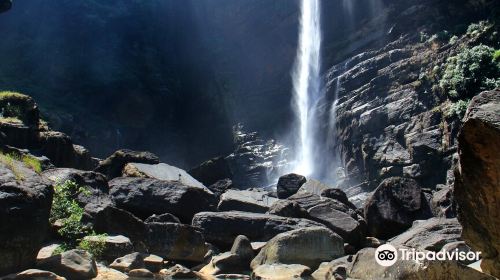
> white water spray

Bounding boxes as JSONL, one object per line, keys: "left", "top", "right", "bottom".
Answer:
{"left": 292, "top": 0, "right": 322, "bottom": 176}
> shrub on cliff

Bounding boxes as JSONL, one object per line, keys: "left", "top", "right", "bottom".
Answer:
{"left": 440, "top": 45, "right": 500, "bottom": 101}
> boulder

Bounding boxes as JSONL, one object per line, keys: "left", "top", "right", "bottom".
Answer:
{"left": 1, "top": 269, "right": 66, "bottom": 280}
{"left": 207, "top": 178, "right": 234, "bottom": 199}
{"left": 42, "top": 168, "right": 110, "bottom": 206}
{"left": 200, "top": 235, "right": 254, "bottom": 275}
{"left": 38, "top": 131, "right": 93, "bottom": 170}
{"left": 109, "top": 177, "right": 216, "bottom": 222}
{"left": 95, "top": 149, "right": 159, "bottom": 179}
{"left": 192, "top": 211, "right": 325, "bottom": 247}
{"left": 266, "top": 200, "right": 309, "bottom": 218}
{"left": 109, "top": 252, "right": 162, "bottom": 273}
{"left": 364, "top": 177, "right": 433, "bottom": 239}
{"left": 188, "top": 156, "right": 232, "bottom": 186}
{"left": 93, "top": 264, "right": 128, "bottom": 280}
{"left": 122, "top": 162, "right": 207, "bottom": 190}
{"left": 159, "top": 264, "right": 197, "bottom": 278}
{"left": 144, "top": 213, "right": 180, "bottom": 224}
{"left": 454, "top": 90, "right": 500, "bottom": 278}
{"left": 250, "top": 227, "right": 344, "bottom": 270}
{"left": 320, "top": 188, "right": 357, "bottom": 210}
{"left": 144, "top": 222, "right": 208, "bottom": 262}
{"left": 297, "top": 179, "right": 331, "bottom": 195}
{"left": 308, "top": 203, "right": 366, "bottom": 247}
{"left": 218, "top": 189, "right": 278, "bottom": 213}
{"left": 311, "top": 256, "right": 351, "bottom": 280}
{"left": 389, "top": 218, "right": 462, "bottom": 252}
{"left": 0, "top": 159, "right": 53, "bottom": 275}
{"left": 37, "top": 244, "right": 62, "bottom": 263}
{"left": 251, "top": 264, "right": 311, "bottom": 280}
{"left": 276, "top": 173, "right": 306, "bottom": 199}
{"left": 349, "top": 247, "right": 494, "bottom": 280}
{"left": 81, "top": 235, "right": 133, "bottom": 262}
{"left": 36, "top": 249, "right": 97, "bottom": 280}
{"left": 82, "top": 203, "right": 147, "bottom": 243}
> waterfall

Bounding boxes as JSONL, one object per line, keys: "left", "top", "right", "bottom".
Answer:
{"left": 291, "top": 0, "right": 322, "bottom": 176}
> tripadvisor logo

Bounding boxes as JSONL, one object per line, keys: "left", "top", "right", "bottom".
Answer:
{"left": 375, "top": 244, "right": 481, "bottom": 267}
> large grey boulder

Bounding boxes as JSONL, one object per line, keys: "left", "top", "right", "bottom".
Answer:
{"left": 454, "top": 89, "right": 500, "bottom": 278}
{"left": 364, "top": 177, "right": 433, "bottom": 239}
{"left": 218, "top": 189, "right": 278, "bottom": 213}
{"left": 36, "top": 249, "right": 97, "bottom": 280}
{"left": 389, "top": 218, "right": 462, "bottom": 252}
{"left": 191, "top": 211, "right": 325, "bottom": 247}
{"left": 276, "top": 173, "right": 306, "bottom": 199}
{"left": 267, "top": 200, "right": 310, "bottom": 218}
{"left": 109, "top": 177, "right": 216, "bottom": 222}
{"left": 122, "top": 162, "right": 207, "bottom": 190}
{"left": 144, "top": 222, "right": 208, "bottom": 262}
{"left": 0, "top": 159, "right": 53, "bottom": 275}
{"left": 81, "top": 235, "right": 133, "bottom": 262}
{"left": 250, "top": 227, "right": 344, "bottom": 270}
{"left": 95, "top": 149, "right": 159, "bottom": 179}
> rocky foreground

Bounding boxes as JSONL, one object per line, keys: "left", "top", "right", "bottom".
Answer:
{"left": 0, "top": 91, "right": 499, "bottom": 280}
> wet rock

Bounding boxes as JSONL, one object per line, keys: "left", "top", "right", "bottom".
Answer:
{"left": 188, "top": 156, "right": 232, "bottom": 186}
{"left": 192, "top": 211, "right": 325, "bottom": 247}
{"left": 276, "top": 173, "right": 306, "bottom": 199}
{"left": 320, "top": 188, "right": 356, "bottom": 209}
{"left": 250, "top": 227, "right": 344, "bottom": 270}
{"left": 349, "top": 247, "right": 494, "bottom": 280}
{"left": 95, "top": 149, "right": 159, "bottom": 179}
{"left": 389, "top": 218, "right": 462, "bottom": 251}
{"left": 266, "top": 200, "right": 309, "bottom": 218}
{"left": 36, "top": 249, "right": 97, "bottom": 280}
{"left": 144, "top": 222, "right": 208, "bottom": 262}
{"left": 1, "top": 269, "right": 66, "bottom": 280}
{"left": 454, "top": 90, "right": 500, "bottom": 278}
{"left": 364, "top": 177, "right": 433, "bottom": 239}
{"left": 81, "top": 235, "right": 133, "bottom": 262}
{"left": 218, "top": 189, "right": 278, "bottom": 213}
{"left": 251, "top": 264, "right": 311, "bottom": 280}
{"left": 123, "top": 162, "right": 207, "bottom": 190}
{"left": 0, "top": 159, "right": 53, "bottom": 275}
{"left": 297, "top": 178, "right": 331, "bottom": 195}
{"left": 109, "top": 177, "right": 216, "bottom": 222}
{"left": 144, "top": 213, "right": 180, "bottom": 224}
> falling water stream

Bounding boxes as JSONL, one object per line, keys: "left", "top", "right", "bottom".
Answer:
{"left": 292, "top": 0, "right": 322, "bottom": 177}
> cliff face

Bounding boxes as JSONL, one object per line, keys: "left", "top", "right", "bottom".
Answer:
{"left": 319, "top": 0, "right": 498, "bottom": 196}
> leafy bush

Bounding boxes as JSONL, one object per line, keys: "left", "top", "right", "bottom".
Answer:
{"left": 79, "top": 234, "right": 108, "bottom": 259}
{"left": 439, "top": 45, "right": 500, "bottom": 100}
{"left": 50, "top": 180, "right": 92, "bottom": 247}
{"left": 447, "top": 100, "right": 470, "bottom": 119}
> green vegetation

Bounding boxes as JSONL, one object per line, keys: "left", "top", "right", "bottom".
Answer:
{"left": 439, "top": 44, "right": 500, "bottom": 100}
{"left": 466, "top": 21, "right": 491, "bottom": 37}
{"left": 0, "top": 91, "right": 31, "bottom": 102}
{"left": 50, "top": 180, "right": 93, "bottom": 247}
{"left": 447, "top": 100, "right": 470, "bottom": 119}
{"left": 78, "top": 234, "right": 108, "bottom": 259}
{"left": 0, "top": 152, "right": 23, "bottom": 180}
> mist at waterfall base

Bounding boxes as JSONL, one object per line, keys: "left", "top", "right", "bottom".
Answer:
{"left": 288, "top": 0, "right": 343, "bottom": 185}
